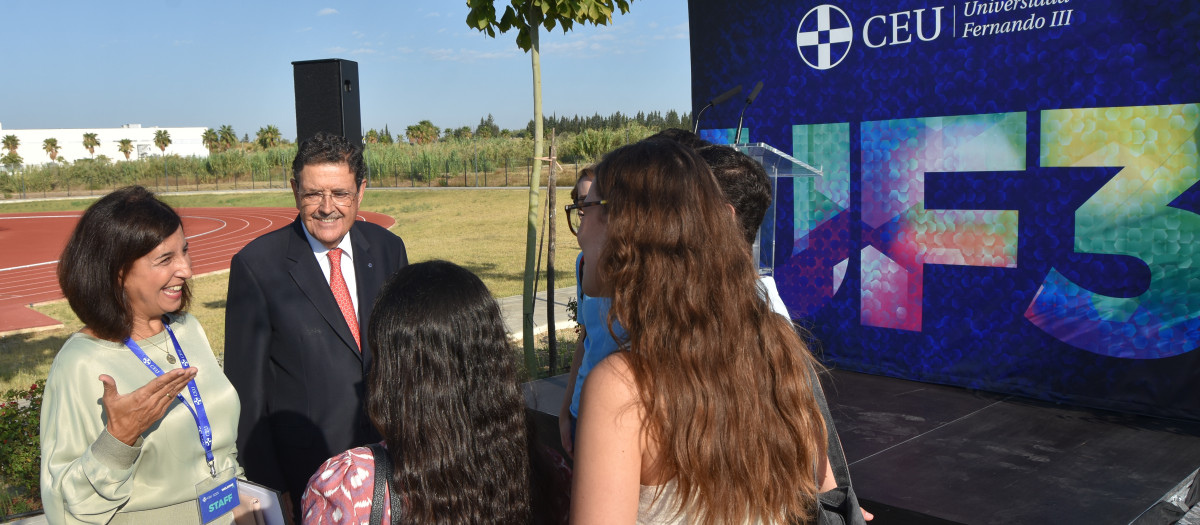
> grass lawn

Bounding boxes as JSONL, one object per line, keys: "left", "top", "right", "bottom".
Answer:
{"left": 0, "top": 187, "right": 581, "bottom": 392}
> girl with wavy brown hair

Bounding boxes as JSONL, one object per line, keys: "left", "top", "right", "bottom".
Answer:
{"left": 570, "top": 139, "right": 833, "bottom": 525}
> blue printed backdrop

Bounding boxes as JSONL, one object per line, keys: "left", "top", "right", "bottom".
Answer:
{"left": 687, "top": 0, "right": 1200, "bottom": 420}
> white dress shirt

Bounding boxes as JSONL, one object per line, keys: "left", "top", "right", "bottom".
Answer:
{"left": 301, "top": 228, "right": 360, "bottom": 320}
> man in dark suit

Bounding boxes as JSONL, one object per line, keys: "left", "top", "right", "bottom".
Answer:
{"left": 223, "top": 132, "right": 407, "bottom": 517}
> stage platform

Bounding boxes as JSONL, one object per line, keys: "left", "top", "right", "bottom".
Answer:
{"left": 524, "top": 369, "right": 1200, "bottom": 524}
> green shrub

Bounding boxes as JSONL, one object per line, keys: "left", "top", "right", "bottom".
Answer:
{"left": 0, "top": 380, "right": 44, "bottom": 504}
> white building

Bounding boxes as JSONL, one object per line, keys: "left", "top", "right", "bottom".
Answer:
{"left": 0, "top": 123, "right": 209, "bottom": 166}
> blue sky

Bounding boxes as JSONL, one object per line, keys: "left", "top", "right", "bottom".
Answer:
{"left": 0, "top": 1, "right": 692, "bottom": 140}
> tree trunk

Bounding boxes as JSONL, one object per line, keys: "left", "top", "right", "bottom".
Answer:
{"left": 522, "top": 15, "right": 544, "bottom": 376}
{"left": 546, "top": 130, "right": 558, "bottom": 375}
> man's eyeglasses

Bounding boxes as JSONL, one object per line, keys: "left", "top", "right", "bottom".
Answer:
{"left": 564, "top": 200, "right": 607, "bottom": 235}
{"left": 298, "top": 189, "right": 357, "bottom": 206}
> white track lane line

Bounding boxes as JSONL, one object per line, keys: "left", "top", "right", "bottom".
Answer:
{"left": 0, "top": 214, "right": 81, "bottom": 220}
{"left": 0, "top": 260, "right": 60, "bottom": 273}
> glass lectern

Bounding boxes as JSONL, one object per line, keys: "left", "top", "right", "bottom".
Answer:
{"left": 733, "top": 142, "right": 822, "bottom": 276}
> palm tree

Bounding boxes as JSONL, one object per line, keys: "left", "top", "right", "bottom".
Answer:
{"left": 154, "top": 130, "right": 172, "bottom": 155}
{"left": 268, "top": 125, "right": 282, "bottom": 146}
{"left": 43, "top": 138, "right": 60, "bottom": 161}
{"left": 82, "top": 133, "right": 100, "bottom": 158}
{"left": 256, "top": 125, "right": 282, "bottom": 149}
{"left": 117, "top": 139, "right": 134, "bottom": 160}
{"left": 405, "top": 120, "right": 440, "bottom": 145}
{"left": 1, "top": 152, "right": 21, "bottom": 172}
{"left": 218, "top": 125, "right": 237, "bottom": 151}
{"left": 202, "top": 128, "right": 219, "bottom": 153}
{"left": 154, "top": 130, "right": 172, "bottom": 190}
{"left": 2, "top": 134, "right": 18, "bottom": 155}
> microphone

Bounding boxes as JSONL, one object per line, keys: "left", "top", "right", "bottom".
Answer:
{"left": 693, "top": 84, "right": 744, "bottom": 134}
{"left": 711, "top": 84, "right": 744, "bottom": 106}
{"left": 733, "top": 81, "right": 764, "bottom": 145}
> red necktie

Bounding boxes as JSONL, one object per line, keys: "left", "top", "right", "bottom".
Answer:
{"left": 328, "top": 248, "right": 360, "bottom": 350}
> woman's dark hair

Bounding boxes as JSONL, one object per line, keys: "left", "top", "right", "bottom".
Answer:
{"left": 366, "top": 260, "right": 530, "bottom": 524}
{"left": 57, "top": 186, "right": 190, "bottom": 341}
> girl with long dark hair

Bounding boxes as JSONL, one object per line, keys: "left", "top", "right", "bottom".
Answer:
{"left": 302, "top": 261, "right": 531, "bottom": 524}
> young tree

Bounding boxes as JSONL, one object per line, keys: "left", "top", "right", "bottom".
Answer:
{"left": 365, "top": 129, "right": 380, "bottom": 144}
{"left": 82, "top": 133, "right": 100, "bottom": 158}
{"left": 380, "top": 125, "right": 394, "bottom": 144}
{"left": 202, "top": 128, "right": 220, "bottom": 153}
{"left": 43, "top": 138, "right": 60, "bottom": 161}
{"left": 117, "top": 138, "right": 134, "bottom": 160}
{"left": 466, "top": 0, "right": 635, "bottom": 371}
{"left": 2, "top": 135, "right": 18, "bottom": 155}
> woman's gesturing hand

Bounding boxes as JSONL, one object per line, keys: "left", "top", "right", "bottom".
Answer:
{"left": 100, "top": 368, "right": 199, "bottom": 446}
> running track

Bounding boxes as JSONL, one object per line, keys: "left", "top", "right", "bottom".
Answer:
{"left": 0, "top": 208, "right": 396, "bottom": 335}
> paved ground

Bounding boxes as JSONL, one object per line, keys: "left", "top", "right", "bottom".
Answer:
{"left": 498, "top": 286, "right": 578, "bottom": 342}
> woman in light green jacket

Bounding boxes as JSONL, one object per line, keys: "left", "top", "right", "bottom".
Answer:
{"left": 40, "top": 186, "right": 242, "bottom": 525}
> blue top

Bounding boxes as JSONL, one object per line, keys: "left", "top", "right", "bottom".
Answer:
{"left": 570, "top": 253, "right": 627, "bottom": 419}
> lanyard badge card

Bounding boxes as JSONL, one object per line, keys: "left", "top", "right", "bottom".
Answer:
{"left": 197, "top": 468, "right": 240, "bottom": 524}
{"left": 126, "top": 320, "right": 239, "bottom": 524}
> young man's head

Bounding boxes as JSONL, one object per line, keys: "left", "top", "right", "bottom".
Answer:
{"left": 646, "top": 128, "right": 711, "bottom": 151}
{"left": 697, "top": 145, "right": 771, "bottom": 245}
{"left": 571, "top": 167, "right": 595, "bottom": 205}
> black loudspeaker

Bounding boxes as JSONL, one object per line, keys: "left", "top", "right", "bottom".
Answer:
{"left": 292, "top": 58, "right": 362, "bottom": 147}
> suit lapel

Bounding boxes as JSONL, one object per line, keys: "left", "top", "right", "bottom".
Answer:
{"left": 286, "top": 219, "right": 362, "bottom": 360}
{"left": 350, "top": 225, "right": 378, "bottom": 369}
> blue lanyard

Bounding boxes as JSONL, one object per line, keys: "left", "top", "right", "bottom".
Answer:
{"left": 124, "top": 319, "right": 217, "bottom": 477}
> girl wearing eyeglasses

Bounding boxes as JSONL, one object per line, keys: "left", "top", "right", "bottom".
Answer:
{"left": 570, "top": 140, "right": 832, "bottom": 525}
{"left": 558, "top": 168, "right": 627, "bottom": 459}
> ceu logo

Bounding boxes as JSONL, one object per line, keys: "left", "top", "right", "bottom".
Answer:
{"left": 796, "top": 4, "right": 853, "bottom": 70}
